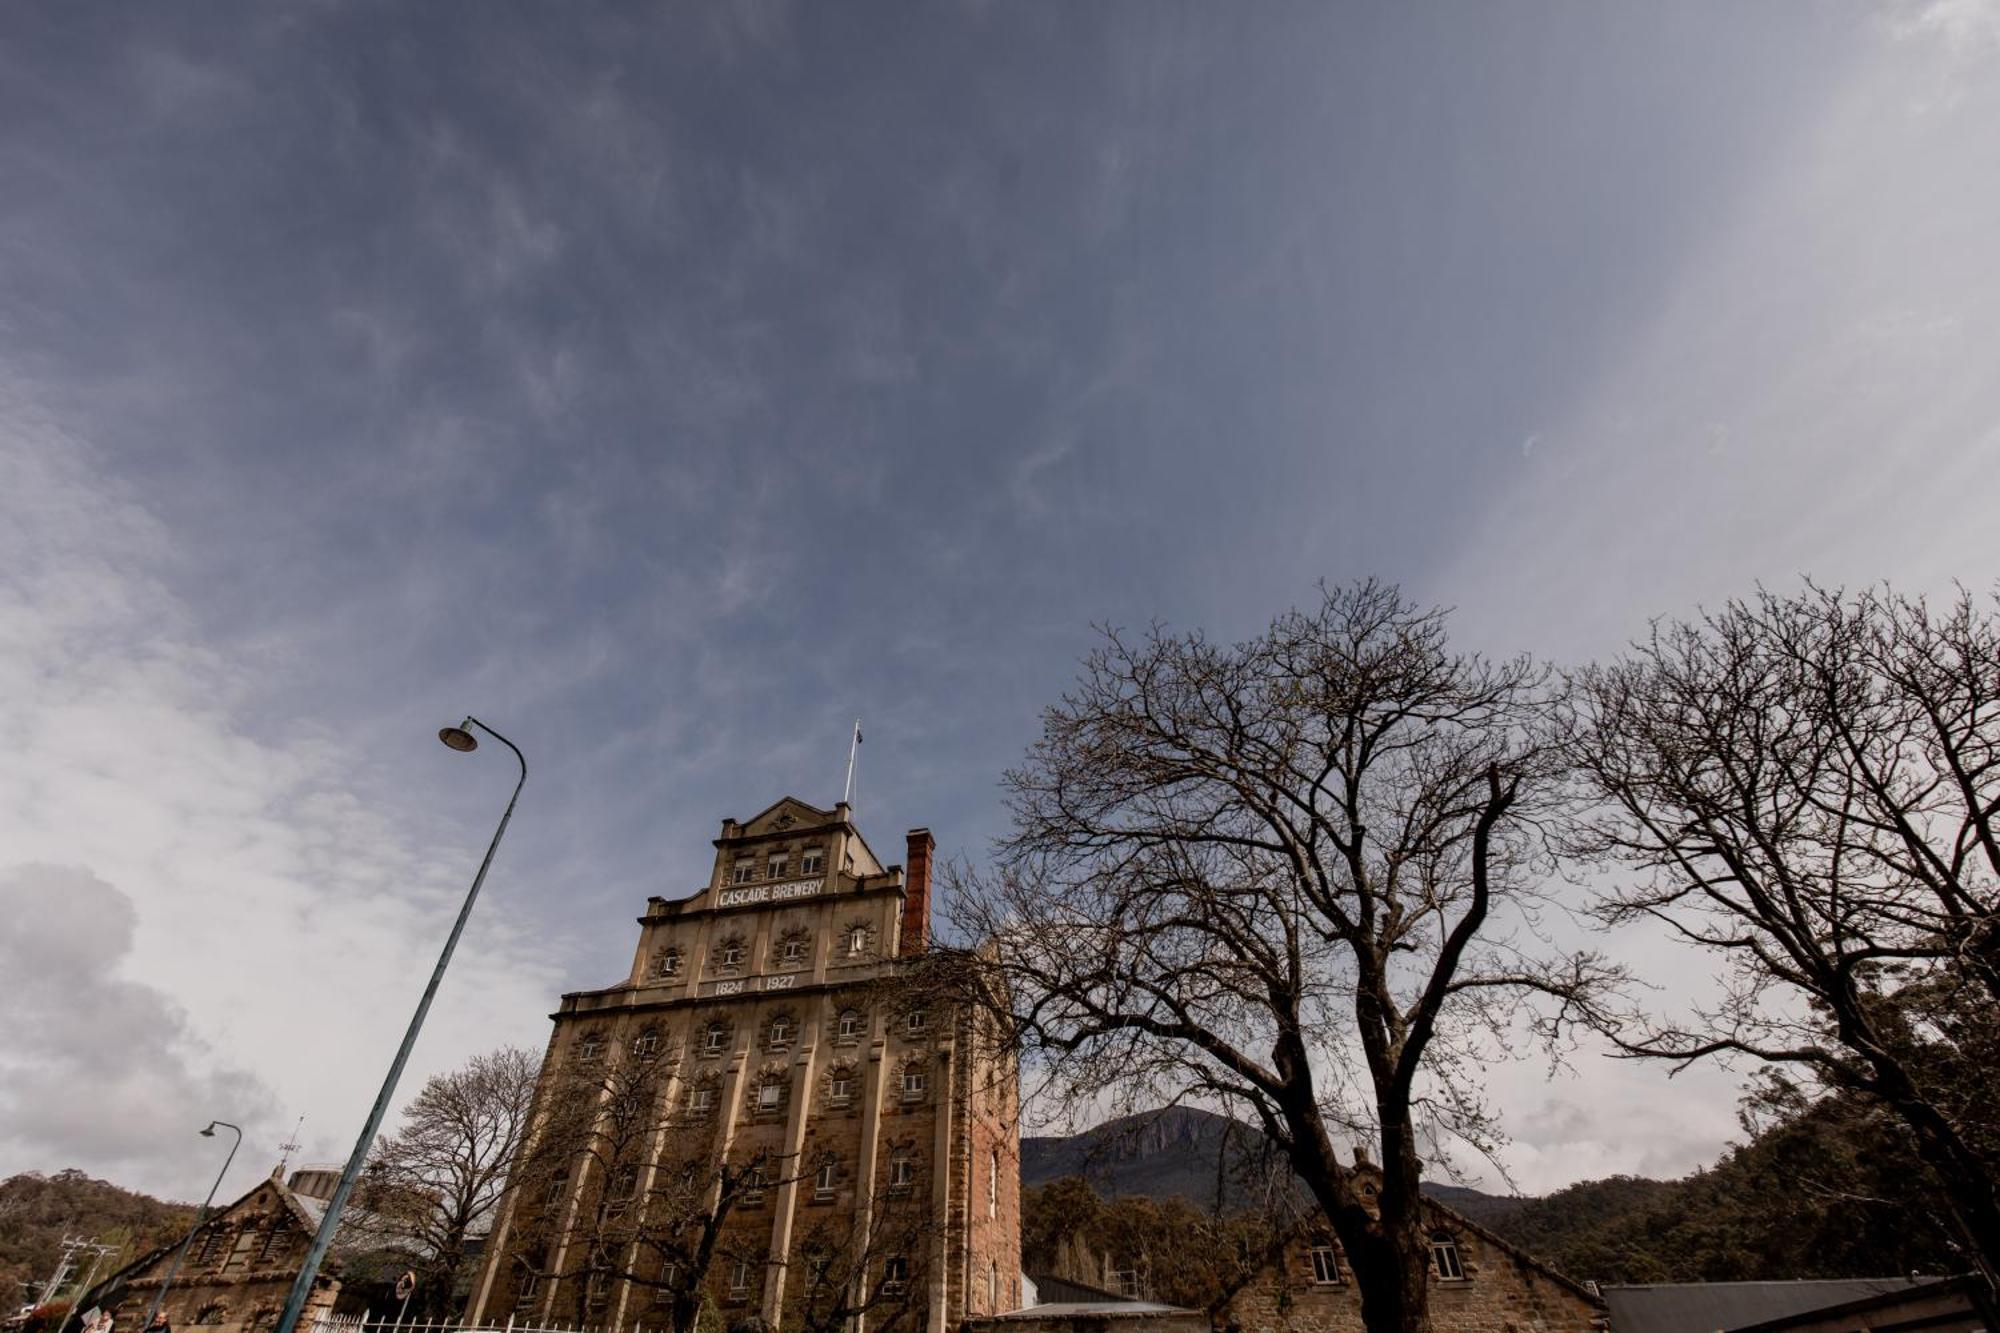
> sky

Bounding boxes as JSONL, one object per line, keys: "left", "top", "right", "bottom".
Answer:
{"left": 2, "top": 0, "right": 1998, "bottom": 1204}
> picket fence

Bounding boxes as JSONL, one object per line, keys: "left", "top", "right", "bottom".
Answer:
{"left": 306, "top": 1315, "right": 655, "bottom": 1333}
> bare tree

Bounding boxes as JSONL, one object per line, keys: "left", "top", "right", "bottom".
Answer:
{"left": 945, "top": 580, "right": 1617, "bottom": 1333}
{"left": 781, "top": 1190, "right": 935, "bottom": 1333}
{"left": 1568, "top": 582, "right": 2000, "bottom": 1289}
{"left": 499, "top": 1055, "right": 781, "bottom": 1333}
{"left": 355, "top": 1046, "right": 539, "bottom": 1317}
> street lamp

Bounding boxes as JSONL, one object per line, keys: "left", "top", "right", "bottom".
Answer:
{"left": 143, "top": 1122, "right": 242, "bottom": 1330}
{"left": 273, "top": 717, "right": 527, "bottom": 1333}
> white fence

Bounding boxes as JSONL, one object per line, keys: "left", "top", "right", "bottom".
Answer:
{"left": 307, "top": 1317, "right": 637, "bottom": 1333}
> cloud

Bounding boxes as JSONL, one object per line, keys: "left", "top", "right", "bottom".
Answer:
{"left": 0, "top": 865, "right": 278, "bottom": 1194}
{"left": 0, "top": 377, "right": 565, "bottom": 1196}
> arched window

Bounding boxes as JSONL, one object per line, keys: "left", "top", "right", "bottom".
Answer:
{"left": 1430, "top": 1233, "right": 1465, "bottom": 1281}
{"left": 900, "top": 1064, "right": 927, "bottom": 1100}
{"left": 632, "top": 1028, "right": 661, "bottom": 1059}
{"left": 656, "top": 948, "right": 682, "bottom": 979}
{"left": 702, "top": 1021, "right": 730, "bottom": 1054}
{"left": 837, "top": 1008, "right": 863, "bottom": 1040}
{"left": 827, "top": 1065, "right": 855, "bottom": 1106}
{"left": 846, "top": 925, "right": 869, "bottom": 957}
{"left": 717, "top": 938, "right": 745, "bottom": 968}
{"left": 578, "top": 1032, "right": 605, "bottom": 1062}
{"left": 768, "top": 1013, "right": 794, "bottom": 1047}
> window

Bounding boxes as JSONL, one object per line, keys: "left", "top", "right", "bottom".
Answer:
{"left": 729, "top": 1258, "right": 753, "bottom": 1297}
{"left": 837, "top": 1009, "right": 863, "bottom": 1040}
{"left": 658, "top": 949, "right": 682, "bottom": 978}
{"left": 703, "top": 1022, "right": 729, "bottom": 1054}
{"left": 193, "top": 1307, "right": 228, "bottom": 1326}
{"left": 888, "top": 1151, "right": 915, "bottom": 1192}
{"left": 988, "top": 1150, "right": 999, "bottom": 1218}
{"left": 901, "top": 1066, "right": 926, "bottom": 1100}
{"left": 769, "top": 1014, "right": 793, "bottom": 1046}
{"left": 578, "top": 1033, "right": 605, "bottom": 1062}
{"left": 767, "top": 854, "right": 789, "bottom": 880}
{"left": 905, "top": 1009, "right": 927, "bottom": 1033}
{"left": 1113, "top": 1269, "right": 1142, "bottom": 1299}
{"left": 757, "top": 1079, "right": 785, "bottom": 1111}
{"left": 632, "top": 1030, "right": 660, "bottom": 1059}
{"left": 814, "top": 1157, "right": 838, "bottom": 1199}
{"left": 192, "top": 1229, "right": 221, "bottom": 1264}
{"left": 828, "top": 1070, "right": 853, "bottom": 1105}
{"left": 689, "top": 1085, "right": 716, "bottom": 1113}
{"left": 880, "top": 1257, "right": 908, "bottom": 1294}
{"left": 518, "top": 1271, "right": 541, "bottom": 1300}
{"left": 1310, "top": 1245, "right": 1341, "bottom": 1285}
{"left": 718, "top": 939, "right": 745, "bottom": 968}
{"left": 258, "top": 1225, "right": 289, "bottom": 1263}
{"left": 586, "top": 1269, "right": 610, "bottom": 1308}
{"left": 731, "top": 862, "right": 755, "bottom": 885}
{"left": 782, "top": 935, "right": 808, "bottom": 964}
{"left": 847, "top": 926, "right": 868, "bottom": 956}
{"left": 744, "top": 1167, "right": 768, "bottom": 1203}
{"left": 542, "top": 1170, "right": 569, "bottom": 1206}
{"left": 801, "top": 848, "right": 825, "bottom": 875}
{"left": 611, "top": 1165, "right": 639, "bottom": 1199}
{"left": 1430, "top": 1235, "right": 1465, "bottom": 1281}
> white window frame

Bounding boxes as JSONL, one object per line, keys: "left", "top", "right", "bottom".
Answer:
{"left": 718, "top": 940, "right": 744, "bottom": 967}
{"left": 905, "top": 1009, "right": 927, "bottom": 1033}
{"left": 901, "top": 1067, "right": 926, "bottom": 1099}
{"left": 729, "top": 1259, "right": 753, "bottom": 1296}
{"left": 731, "top": 862, "right": 755, "bottom": 885}
{"left": 690, "top": 1086, "right": 716, "bottom": 1113}
{"left": 770, "top": 1016, "right": 793, "bottom": 1045}
{"left": 814, "top": 1158, "right": 838, "bottom": 1199}
{"left": 1431, "top": 1236, "right": 1465, "bottom": 1281}
{"left": 578, "top": 1034, "right": 604, "bottom": 1061}
{"left": 829, "top": 1073, "right": 853, "bottom": 1105}
{"left": 837, "top": 1009, "right": 863, "bottom": 1039}
{"left": 703, "top": 1023, "right": 729, "bottom": 1053}
{"left": 633, "top": 1031, "right": 659, "bottom": 1058}
{"left": 659, "top": 950, "right": 682, "bottom": 977}
{"left": 881, "top": 1257, "right": 908, "bottom": 1293}
{"left": 1310, "top": 1245, "right": 1341, "bottom": 1285}
{"left": 767, "top": 854, "right": 789, "bottom": 880}
{"left": 757, "top": 1080, "right": 784, "bottom": 1111}
{"left": 801, "top": 849, "right": 825, "bottom": 875}
{"left": 783, "top": 936, "right": 808, "bottom": 963}
{"left": 888, "top": 1153, "right": 915, "bottom": 1191}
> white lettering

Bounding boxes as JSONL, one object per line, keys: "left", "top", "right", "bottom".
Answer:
{"left": 717, "top": 878, "right": 824, "bottom": 908}
{"left": 764, "top": 974, "right": 796, "bottom": 991}
{"left": 714, "top": 980, "right": 743, "bottom": 996}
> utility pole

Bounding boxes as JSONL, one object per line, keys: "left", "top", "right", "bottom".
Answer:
{"left": 38, "top": 1236, "right": 115, "bottom": 1333}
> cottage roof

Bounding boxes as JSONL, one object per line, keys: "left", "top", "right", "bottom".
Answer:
{"left": 1601, "top": 1277, "right": 1932, "bottom": 1333}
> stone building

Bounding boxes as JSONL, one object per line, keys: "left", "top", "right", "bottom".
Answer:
{"left": 469, "top": 798, "right": 1020, "bottom": 1333}
{"left": 78, "top": 1174, "right": 340, "bottom": 1333}
{"left": 1219, "top": 1195, "right": 1605, "bottom": 1333}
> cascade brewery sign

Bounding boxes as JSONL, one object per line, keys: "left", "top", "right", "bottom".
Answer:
{"left": 717, "top": 877, "right": 825, "bottom": 907}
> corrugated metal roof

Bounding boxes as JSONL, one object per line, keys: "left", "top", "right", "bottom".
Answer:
{"left": 1603, "top": 1278, "right": 1932, "bottom": 1333}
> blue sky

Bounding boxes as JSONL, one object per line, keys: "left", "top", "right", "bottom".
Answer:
{"left": 3, "top": 1, "right": 1998, "bottom": 1199}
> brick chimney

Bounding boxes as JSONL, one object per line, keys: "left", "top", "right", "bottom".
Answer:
{"left": 900, "top": 828, "right": 935, "bottom": 956}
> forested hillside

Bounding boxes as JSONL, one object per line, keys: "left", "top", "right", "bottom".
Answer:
{"left": 0, "top": 1170, "right": 195, "bottom": 1309}
{"left": 1024, "top": 1086, "right": 1972, "bottom": 1289}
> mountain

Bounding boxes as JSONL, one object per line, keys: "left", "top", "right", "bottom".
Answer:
{"left": 1021, "top": 1106, "right": 1527, "bottom": 1223}
{"left": 0, "top": 1170, "right": 196, "bottom": 1311}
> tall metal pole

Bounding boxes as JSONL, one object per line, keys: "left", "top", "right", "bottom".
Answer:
{"left": 273, "top": 717, "right": 526, "bottom": 1333}
{"left": 142, "top": 1122, "right": 242, "bottom": 1329}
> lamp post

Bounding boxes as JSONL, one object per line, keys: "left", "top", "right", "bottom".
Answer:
{"left": 273, "top": 718, "right": 526, "bottom": 1333}
{"left": 143, "top": 1122, "right": 242, "bottom": 1330}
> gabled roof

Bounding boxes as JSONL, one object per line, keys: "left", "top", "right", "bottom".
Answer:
{"left": 1419, "top": 1191, "right": 1607, "bottom": 1310}
{"left": 1601, "top": 1278, "right": 1932, "bottom": 1333}
{"left": 77, "top": 1175, "right": 337, "bottom": 1309}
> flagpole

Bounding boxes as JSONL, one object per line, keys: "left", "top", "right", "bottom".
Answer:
{"left": 842, "top": 719, "right": 861, "bottom": 805}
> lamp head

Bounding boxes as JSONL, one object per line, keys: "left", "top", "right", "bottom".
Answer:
{"left": 438, "top": 718, "right": 479, "bottom": 753}
{"left": 200, "top": 1123, "right": 217, "bottom": 1137}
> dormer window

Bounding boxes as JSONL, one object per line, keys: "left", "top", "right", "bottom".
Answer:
{"left": 801, "top": 848, "right": 825, "bottom": 875}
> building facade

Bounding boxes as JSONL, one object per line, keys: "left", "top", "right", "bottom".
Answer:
{"left": 79, "top": 1175, "right": 340, "bottom": 1333}
{"left": 470, "top": 798, "right": 1020, "bottom": 1333}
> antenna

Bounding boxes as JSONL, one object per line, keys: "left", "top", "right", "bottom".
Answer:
{"left": 277, "top": 1116, "right": 305, "bottom": 1174}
